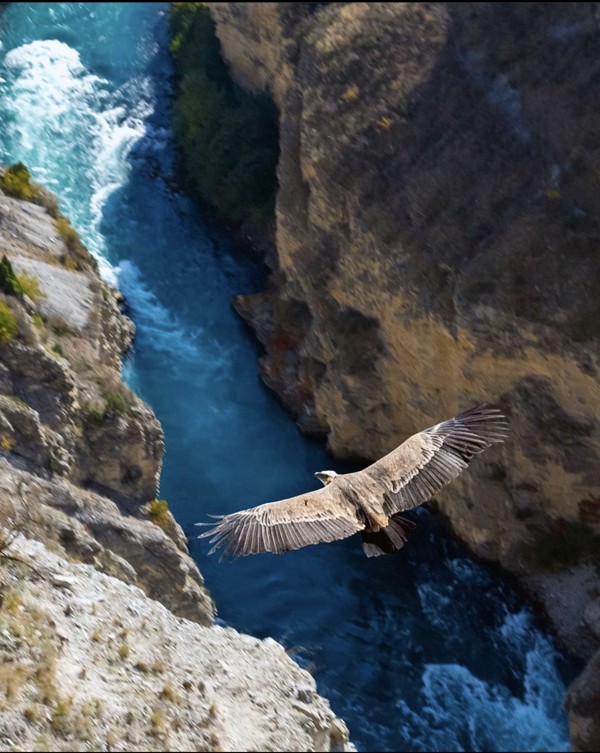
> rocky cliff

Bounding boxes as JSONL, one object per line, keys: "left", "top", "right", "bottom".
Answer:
{"left": 0, "top": 180, "right": 352, "bottom": 751}
{"left": 206, "top": 3, "right": 600, "bottom": 749}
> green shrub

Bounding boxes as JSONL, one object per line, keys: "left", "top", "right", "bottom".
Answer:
{"left": 0, "top": 162, "right": 59, "bottom": 218}
{"left": 16, "top": 272, "right": 44, "bottom": 304}
{"left": 169, "top": 3, "right": 279, "bottom": 225}
{"left": 0, "top": 259, "right": 44, "bottom": 304}
{"left": 0, "top": 302, "right": 18, "bottom": 345}
{"left": 83, "top": 403, "right": 106, "bottom": 425}
{"left": 148, "top": 499, "right": 170, "bottom": 529}
{"left": 0, "top": 256, "right": 22, "bottom": 296}
{"left": 1, "top": 163, "right": 94, "bottom": 271}
{"left": 104, "top": 391, "right": 129, "bottom": 416}
{"left": 55, "top": 216, "right": 80, "bottom": 249}
{"left": 0, "top": 162, "right": 38, "bottom": 202}
{"left": 54, "top": 216, "right": 92, "bottom": 271}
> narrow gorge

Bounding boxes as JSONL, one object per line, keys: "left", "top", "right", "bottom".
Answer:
{"left": 0, "top": 3, "right": 596, "bottom": 752}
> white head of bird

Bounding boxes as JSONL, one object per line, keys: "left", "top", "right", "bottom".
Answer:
{"left": 314, "top": 470, "right": 338, "bottom": 486}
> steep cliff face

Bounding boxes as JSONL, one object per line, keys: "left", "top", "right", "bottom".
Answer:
{"left": 0, "top": 183, "right": 353, "bottom": 751}
{"left": 210, "top": 1, "right": 600, "bottom": 569}
{"left": 208, "top": 4, "right": 600, "bottom": 748}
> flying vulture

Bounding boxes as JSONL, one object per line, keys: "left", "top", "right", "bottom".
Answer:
{"left": 198, "top": 404, "right": 508, "bottom": 558}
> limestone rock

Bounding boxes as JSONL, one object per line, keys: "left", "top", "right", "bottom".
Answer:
{"left": 210, "top": 1, "right": 600, "bottom": 569}
{"left": 0, "top": 536, "right": 353, "bottom": 752}
{"left": 565, "top": 649, "right": 600, "bottom": 753}
{"left": 0, "top": 189, "right": 212, "bottom": 625}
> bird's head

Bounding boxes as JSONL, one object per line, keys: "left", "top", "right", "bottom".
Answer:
{"left": 315, "top": 470, "right": 338, "bottom": 486}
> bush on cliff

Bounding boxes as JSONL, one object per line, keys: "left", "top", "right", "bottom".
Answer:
{"left": 16, "top": 272, "right": 44, "bottom": 304}
{"left": 169, "top": 3, "right": 279, "bottom": 225}
{"left": 0, "top": 257, "right": 44, "bottom": 304}
{"left": 0, "top": 256, "right": 22, "bottom": 296}
{"left": 0, "top": 162, "right": 38, "bottom": 202}
{"left": 0, "top": 302, "right": 18, "bottom": 345}
{"left": 1, "top": 163, "right": 94, "bottom": 272}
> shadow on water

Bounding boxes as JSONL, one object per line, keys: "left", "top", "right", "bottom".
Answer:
{"left": 0, "top": 4, "right": 577, "bottom": 751}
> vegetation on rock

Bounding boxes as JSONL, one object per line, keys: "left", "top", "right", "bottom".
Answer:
{"left": 0, "top": 162, "right": 39, "bottom": 202}
{"left": 0, "top": 255, "right": 21, "bottom": 296}
{"left": 0, "top": 256, "right": 44, "bottom": 304}
{"left": 169, "top": 3, "right": 279, "bottom": 226}
{"left": 148, "top": 498, "right": 171, "bottom": 529}
{"left": 0, "top": 162, "right": 95, "bottom": 272}
{"left": 0, "top": 301, "right": 18, "bottom": 345}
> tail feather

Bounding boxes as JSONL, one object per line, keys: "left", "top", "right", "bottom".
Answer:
{"left": 361, "top": 515, "right": 416, "bottom": 558}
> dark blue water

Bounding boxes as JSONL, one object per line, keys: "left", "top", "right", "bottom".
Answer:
{"left": 0, "top": 4, "right": 573, "bottom": 751}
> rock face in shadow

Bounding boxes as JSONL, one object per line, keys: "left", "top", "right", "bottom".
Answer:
{"left": 565, "top": 648, "right": 600, "bottom": 753}
{"left": 0, "top": 185, "right": 353, "bottom": 751}
{"left": 207, "top": 3, "right": 600, "bottom": 749}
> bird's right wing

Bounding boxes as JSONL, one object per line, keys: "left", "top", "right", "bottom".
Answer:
{"left": 197, "top": 485, "right": 364, "bottom": 558}
{"left": 365, "top": 404, "right": 508, "bottom": 515}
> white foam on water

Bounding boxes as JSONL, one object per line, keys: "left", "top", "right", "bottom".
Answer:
{"left": 2, "top": 40, "right": 103, "bottom": 183}
{"left": 0, "top": 39, "right": 148, "bottom": 282}
{"left": 116, "top": 260, "right": 236, "bottom": 405}
{"left": 418, "top": 658, "right": 568, "bottom": 753}
{"left": 116, "top": 260, "right": 202, "bottom": 363}
{"left": 391, "top": 605, "right": 569, "bottom": 752}
{"left": 0, "top": 15, "right": 572, "bottom": 753}
{"left": 1, "top": 34, "right": 239, "bottom": 410}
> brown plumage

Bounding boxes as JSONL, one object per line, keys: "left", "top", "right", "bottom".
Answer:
{"left": 197, "top": 404, "right": 508, "bottom": 558}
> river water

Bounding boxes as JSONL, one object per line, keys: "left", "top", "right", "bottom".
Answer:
{"left": 0, "top": 4, "right": 573, "bottom": 751}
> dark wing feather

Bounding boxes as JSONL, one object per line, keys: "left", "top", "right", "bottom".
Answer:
{"left": 364, "top": 405, "right": 508, "bottom": 515}
{"left": 197, "top": 485, "right": 364, "bottom": 558}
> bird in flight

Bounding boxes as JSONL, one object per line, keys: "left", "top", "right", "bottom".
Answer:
{"left": 198, "top": 405, "right": 508, "bottom": 558}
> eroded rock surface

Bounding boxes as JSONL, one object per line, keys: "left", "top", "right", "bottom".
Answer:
{"left": 0, "top": 536, "right": 352, "bottom": 752}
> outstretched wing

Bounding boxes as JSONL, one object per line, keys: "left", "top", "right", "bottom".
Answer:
{"left": 197, "top": 485, "right": 364, "bottom": 558}
{"left": 364, "top": 405, "right": 508, "bottom": 515}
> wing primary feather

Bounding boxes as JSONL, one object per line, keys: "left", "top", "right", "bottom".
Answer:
{"left": 236, "top": 515, "right": 252, "bottom": 556}
{"left": 368, "top": 404, "right": 508, "bottom": 515}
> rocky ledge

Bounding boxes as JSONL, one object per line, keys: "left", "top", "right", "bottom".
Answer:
{"left": 0, "top": 181, "right": 352, "bottom": 751}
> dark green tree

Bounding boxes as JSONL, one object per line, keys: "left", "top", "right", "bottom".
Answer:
{"left": 0, "top": 255, "right": 22, "bottom": 296}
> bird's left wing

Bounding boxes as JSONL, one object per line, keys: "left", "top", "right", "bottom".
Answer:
{"left": 197, "top": 485, "right": 364, "bottom": 558}
{"left": 364, "top": 404, "right": 508, "bottom": 515}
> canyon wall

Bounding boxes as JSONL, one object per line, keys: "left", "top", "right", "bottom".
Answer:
{"left": 209, "top": 1, "right": 600, "bottom": 570}
{"left": 207, "top": 4, "right": 600, "bottom": 748}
